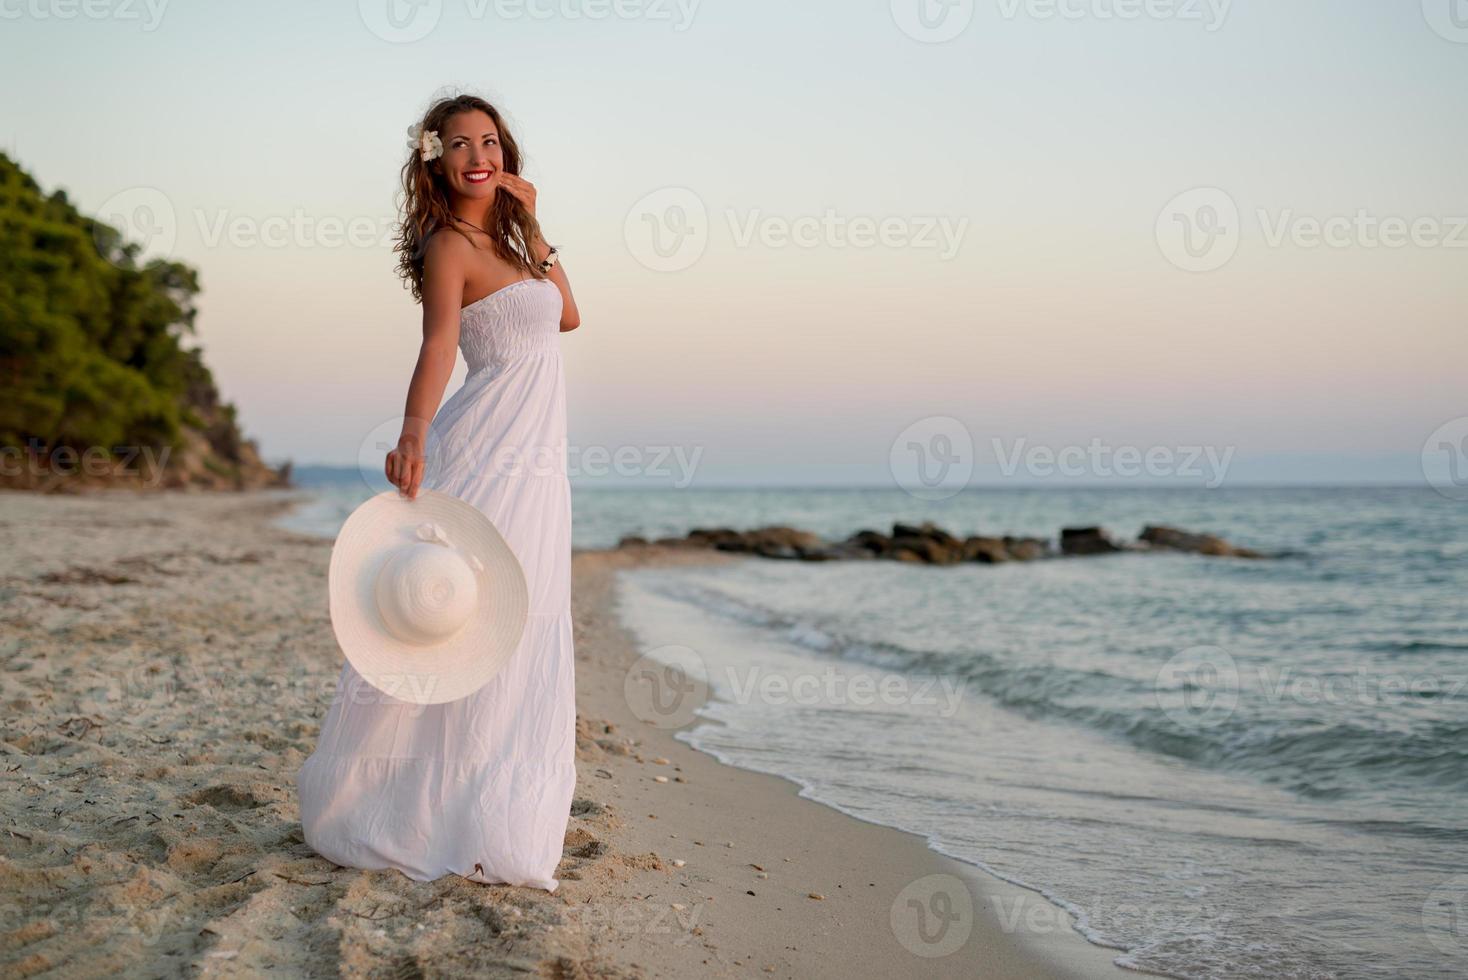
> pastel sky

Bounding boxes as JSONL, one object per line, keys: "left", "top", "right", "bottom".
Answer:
{"left": 5, "top": 0, "right": 1465, "bottom": 486}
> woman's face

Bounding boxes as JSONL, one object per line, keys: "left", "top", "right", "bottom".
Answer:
{"left": 437, "top": 109, "right": 505, "bottom": 203}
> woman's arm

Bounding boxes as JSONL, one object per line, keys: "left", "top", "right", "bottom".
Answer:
{"left": 492, "top": 171, "right": 580, "bottom": 332}
{"left": 385, "top": 232, "right": 465, "bottom": 499}
{"left": 531, "top": 234, "right": 581, "bottom": 332}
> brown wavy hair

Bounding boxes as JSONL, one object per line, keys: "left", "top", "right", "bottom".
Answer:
{"left": 393, "top": 94, "right": 547, "bottom": 303}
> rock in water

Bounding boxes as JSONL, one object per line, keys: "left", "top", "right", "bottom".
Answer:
{"left": 1138, "top": 525, "right": 1265, "bottom": 559}
{"left": 962, "top": 536, "right": 1010, "bottom": 563}
{"left": 622, "top": 522, "right": 1276, "bottom": 564}
{"left": 1003, "top": 536, "right": 1050, "bottom": 561}
{"left": 1060, "top": 526, "right": 1126, "bottom": 555}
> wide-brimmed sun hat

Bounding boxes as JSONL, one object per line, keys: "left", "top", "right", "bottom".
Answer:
{"left": 328, "top": 489, "right": 528, "bottom": 705}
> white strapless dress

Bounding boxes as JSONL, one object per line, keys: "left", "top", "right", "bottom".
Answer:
{"left": 296, "top": 276, "right": 575, "bottom": 891}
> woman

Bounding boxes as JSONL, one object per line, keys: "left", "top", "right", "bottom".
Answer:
{"left": 296, "top": 93, "right": 581, "bottom": 891}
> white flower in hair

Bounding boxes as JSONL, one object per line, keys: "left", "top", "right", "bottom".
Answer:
{"left": 407, "top": 123, "right": 443, "bottom": 162}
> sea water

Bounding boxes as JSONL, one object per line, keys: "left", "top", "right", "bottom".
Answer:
{"left": 283, "top": 480, "right": 1467, "bottom": 979}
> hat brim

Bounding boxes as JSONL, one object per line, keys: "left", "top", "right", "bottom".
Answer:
{"left": 328, "top": 490, "right": 529, "bottom": 705}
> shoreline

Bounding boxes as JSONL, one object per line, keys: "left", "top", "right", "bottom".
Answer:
{"left": 0, "top": 489, "right": 1132, "bottom": 977}
{"left": 572, "top": 543, "right": 1137, "bottom": 979}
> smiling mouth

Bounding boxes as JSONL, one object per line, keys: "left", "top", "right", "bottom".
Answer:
{"left": 464, "top": 169, "right": 494, "bottom": 184}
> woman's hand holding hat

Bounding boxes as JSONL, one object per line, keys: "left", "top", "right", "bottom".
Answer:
{"left": 386, "top": 433, "right": 426, "bottom": 499}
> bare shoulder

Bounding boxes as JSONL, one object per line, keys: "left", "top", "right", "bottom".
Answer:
{"left": 419, "top": 227, "right": 469, "bottom": 312}
{"left": 421, "top": 227, "right": 470, "bottom": 293}
{"left": 423, "top": 225, "right": 472, "bottom": 267}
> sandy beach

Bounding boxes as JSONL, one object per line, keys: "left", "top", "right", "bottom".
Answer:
{"left": 0, "top": 490, "right": 1129, "bottom": 978}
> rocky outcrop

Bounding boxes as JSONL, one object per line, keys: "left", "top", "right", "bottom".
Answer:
{"left": 1138, "top": 525, "right": 1265, "bottom": 559}
{"left": 618, "top": 521, "right": 1273, "bottom": 565}
{"left": 688, "top": 525, "right": 826, "bottom": 560}
{"left": 1060, "top": 526, "right": 1127, "bottom": 555}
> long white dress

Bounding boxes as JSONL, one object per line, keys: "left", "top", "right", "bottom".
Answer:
{"left": 296, "top": 276, "right": 575, "bottom": 891}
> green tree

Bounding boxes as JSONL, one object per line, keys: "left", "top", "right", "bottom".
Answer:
{"left": 0, "top": 152, "right": 285, "bottom": 487}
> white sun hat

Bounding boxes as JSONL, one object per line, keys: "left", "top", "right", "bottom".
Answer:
{"left": 328, "top": 489, "right": 528, "bottom": 705}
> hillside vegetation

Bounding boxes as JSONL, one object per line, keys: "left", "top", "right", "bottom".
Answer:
{"left": 0, "top": 152, "right": 288, "bottom": 491}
